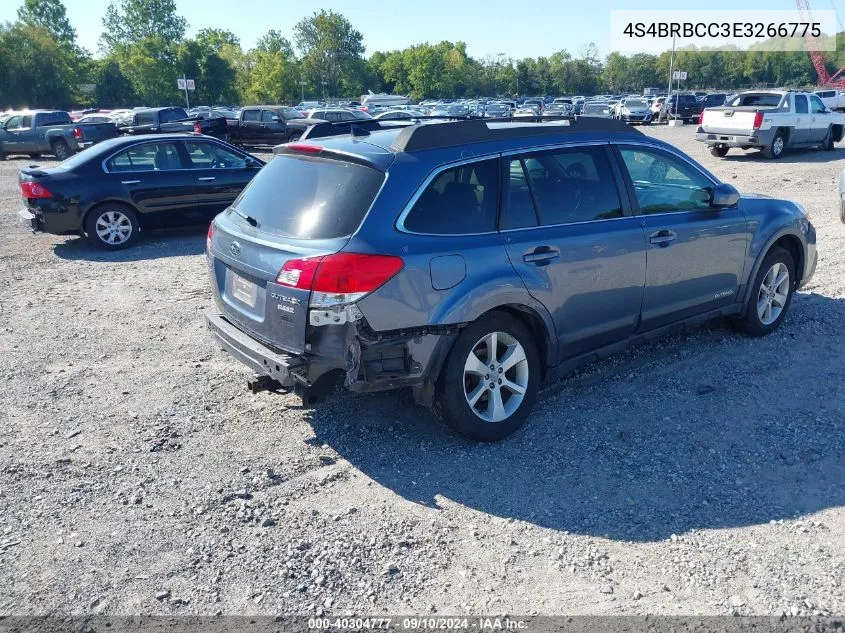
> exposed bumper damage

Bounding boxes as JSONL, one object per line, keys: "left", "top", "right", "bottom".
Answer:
{"left": 205, "top": 309, "right": 459, "bottom": 406}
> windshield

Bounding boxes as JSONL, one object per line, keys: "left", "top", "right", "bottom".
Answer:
{"left": 228, "top": 154, "right": 385, "bottom": 240}
{"left": 583, "top": 104, "right": 609, "bottom": 114}
{"left": 624, "top": 100, "right": 647, "bottom": 109}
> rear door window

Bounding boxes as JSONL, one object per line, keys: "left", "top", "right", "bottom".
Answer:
{"left": 403, "top": 159, "right": 500, "bottom": 234}
{"left": 795, "top": 95, "right": 808, "bottom": 114}
{"left": 228, "top": 154, "right": 384, "bottom": 239}
{"left": 242, "top": 110, "right": 260, "bottom": 122}
{"left": 107, "top": 142, "right": 185, "bottom": 172}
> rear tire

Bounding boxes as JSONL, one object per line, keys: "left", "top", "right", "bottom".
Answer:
{"left": 732, "top": 247, "right": 795, "bottom": 337}
{"left": 763, "top": 131, "right": 785, "bottom": 159}
{"left": 52, "top": 140, "right": 70, "bottom": 161}
{"left": 710, "top": 145, "right": 729, "bottom": 158}
{"left": 84, "top": 204, "right": 139, "bottom": 250}
{"left": 433, "top": 312, "right": 541, "bottom": 442}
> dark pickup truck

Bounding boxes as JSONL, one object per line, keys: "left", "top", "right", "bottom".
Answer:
{"left": 120, "top": 107, "right": 228, "bottom": 140}
{"left": 0, "top": 110, "right": 118, "bottom": 160}
{"left": 227, "top": 105, "right": 314, "bottom": 147}
{"left": 662, "top": 94, "right": 704, "bottom": 123}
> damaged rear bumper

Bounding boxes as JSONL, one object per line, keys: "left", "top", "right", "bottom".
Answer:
{"left": 205, "top": 310, "right": 459, "bottom": 398}
{"left": 206, "top": 310, "right": 305, "bottom": 388}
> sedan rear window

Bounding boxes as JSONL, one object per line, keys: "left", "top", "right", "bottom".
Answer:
{"left": 228, "top": 154, "right": 384, "bottom": 239}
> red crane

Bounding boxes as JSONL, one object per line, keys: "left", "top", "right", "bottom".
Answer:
{"left": 795, "top": 0, "right": 845, "bottom": 86}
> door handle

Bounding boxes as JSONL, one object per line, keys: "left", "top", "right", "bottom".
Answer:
{"left": 121, "top": 180, "right": 141, "bottom": 185}
{"left": 523, "top": 246, "right": 560, "bottom": 264}
{"left": 649, "top": 230, "right": 677, "bottom": 245}
{"left": 197, "top": 176, "right": 216, "bottom": 181}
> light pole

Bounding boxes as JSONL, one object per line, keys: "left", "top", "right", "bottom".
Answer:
{"left": 321, "top": 81, "right": 327, "bottom": 103}
{"left": 496, "top": 52, "right": 505, "bottom": 96}
{"left": 300, "top": 80, "right": 306, "bottom": 104}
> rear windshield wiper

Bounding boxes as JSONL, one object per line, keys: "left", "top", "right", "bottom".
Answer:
{"left": 231, "top": 207, "right": 258, "bottom": 227}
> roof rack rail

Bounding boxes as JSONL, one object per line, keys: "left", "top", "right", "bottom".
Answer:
{"left": 300, "top": 119, "right": 400, "bottom": 140}
{"left": 390, "top": 117, "right": 642, "bottom": 153}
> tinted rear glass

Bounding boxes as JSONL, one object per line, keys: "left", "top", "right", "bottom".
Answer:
{"left": 228, "top": 154, "right": 384, "bottom": 239}
{"left": 727, "top": 93, "right": 782, "bottom": 107}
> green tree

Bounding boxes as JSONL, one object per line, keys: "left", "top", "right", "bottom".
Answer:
{"left": 17, "top": 0, "right": 75, "bottom": 46}
{"left": 294, "top": 10, "right": 366, "bottom": 98}
{"left": 0, "top": 22, "right": 78, "bottom": 108}
{"left": 602, "top": 52, "right": 629, "bottom": 92}
{"left": 92, "top": 58, "right": 134, "bottom": 106}
{"left": 101, "top": 0, "right": 187, "bottom": 51}
{"left": 194, "top": 28, "right": 239, "bottom": 53}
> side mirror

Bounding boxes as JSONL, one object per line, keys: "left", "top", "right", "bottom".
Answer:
{"left": 245, "top": 157, "right": 261, "bottom": 168}
{"left": 710, "top": 183, "right": 739, "bottom": 208}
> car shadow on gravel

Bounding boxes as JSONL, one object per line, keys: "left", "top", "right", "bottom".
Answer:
{"left": 722, "top": 146, "right": 845, "bottom": 164}
{"left": 305, "top": 292, "right": 845, "bottom": 542}
{"left": 52, "top": 226, "right": 207, "bottom": 261}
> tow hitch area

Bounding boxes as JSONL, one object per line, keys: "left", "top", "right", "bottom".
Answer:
{"left": 247, "top": 374, "right": 283, "bottom": 394}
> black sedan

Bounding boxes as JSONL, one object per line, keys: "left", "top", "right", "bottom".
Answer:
{"left": 18, "top": 134, "right": 264, "bottom": 249}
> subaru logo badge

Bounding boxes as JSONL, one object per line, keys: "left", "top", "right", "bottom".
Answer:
{"left": 230, "top": 241, "right": 241, "bottom": 257}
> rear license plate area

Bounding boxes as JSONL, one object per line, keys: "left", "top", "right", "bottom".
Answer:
{"left": 232, "top": 273, "right": 258, "bottom": 307}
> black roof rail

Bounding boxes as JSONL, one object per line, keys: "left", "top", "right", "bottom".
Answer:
{"left": 390, "top": 117, "right": 642, "bottom": 153}
{"left": 300, "top": 119, "right": 399, "bottom": 140}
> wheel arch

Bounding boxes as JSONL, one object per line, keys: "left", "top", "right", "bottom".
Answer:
{"left": 832, "top": 124, "right": 844, "bottom": 143}
{"left": 741, "top": 229, "right": 805, "bottom": 305}
{"left": 426, "top": 301, "right": 556, "bottom": 388}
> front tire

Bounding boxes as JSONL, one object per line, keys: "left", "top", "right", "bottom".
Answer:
{"left": 84, "top": 204, "right": 139, "bottom": 250}
{"left": 734, "top": 247, "right": 795, "bottom": 336}
{"left": 433, "top": 312, "right": 541, "bottom": 441}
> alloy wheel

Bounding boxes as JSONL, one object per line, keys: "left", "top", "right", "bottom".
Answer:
{"left": 756, "top": 262, "right": 790, "bottom": 326}
{"left": 463, "top": 331, "right": 529, "bottom": 423}
{"left": 95, "top": 210, "right": 133, "bottom": 246}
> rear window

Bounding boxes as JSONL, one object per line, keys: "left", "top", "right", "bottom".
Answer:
{"left": 404, "top": 159, "right": 499, "bottom": 234}
{"left": 727, "top": 93, "right": 783, "bottom": 107}
{"left": 228, "top": 154, "right": 384, "bottom": 239}
{"left": 160, "top": 108, "right": 187, "bottom": 123}
{"left": 38, "top": 112, "right": 72, "bottom": 126}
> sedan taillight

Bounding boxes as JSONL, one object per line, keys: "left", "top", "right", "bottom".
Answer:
{"left": 20, "top": 181, "right": 52, "bottom": 199}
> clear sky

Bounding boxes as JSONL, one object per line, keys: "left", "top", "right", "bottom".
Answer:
{"left": 1, "top": 0, "right": 836, "bottom": 59}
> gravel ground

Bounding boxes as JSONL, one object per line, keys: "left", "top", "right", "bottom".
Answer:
{"left": 1, "top": 127, "right": 843, "bottom": 617}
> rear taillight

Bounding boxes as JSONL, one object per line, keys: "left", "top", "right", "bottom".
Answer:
{"left": 276, "top": 253, "right": 404, "bottom": 307}
{"left": 72, "top": 127, "right": 83, "bottom": 140}
{"left": 20, "top": 181, "right": 52, "bottom": 199}
{"left": 193, "top": 122, "right": 202, "bottom": 134}
{"left": 753, "top": 112, "right": 764, "bottom": 129}
{"left": 698, "top": 111, "right": 704, "bottom": 125}
{"left": 206, "top": 222, "right": 213, "bottom": 252}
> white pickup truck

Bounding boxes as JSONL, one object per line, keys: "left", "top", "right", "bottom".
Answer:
{"left": 695, "top": 90, "right": 845, "bottom": 159}
{"left": 814, "top": 89, "right": 845, "bottom": 111}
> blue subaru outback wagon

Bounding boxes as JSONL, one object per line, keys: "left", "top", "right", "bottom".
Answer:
{"left": 206, "top": 118, "right": 817, "bottom": 441}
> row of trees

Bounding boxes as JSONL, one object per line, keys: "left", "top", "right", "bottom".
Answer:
{"left": 2, "top": 0, "right": 845, "bottom": 109}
